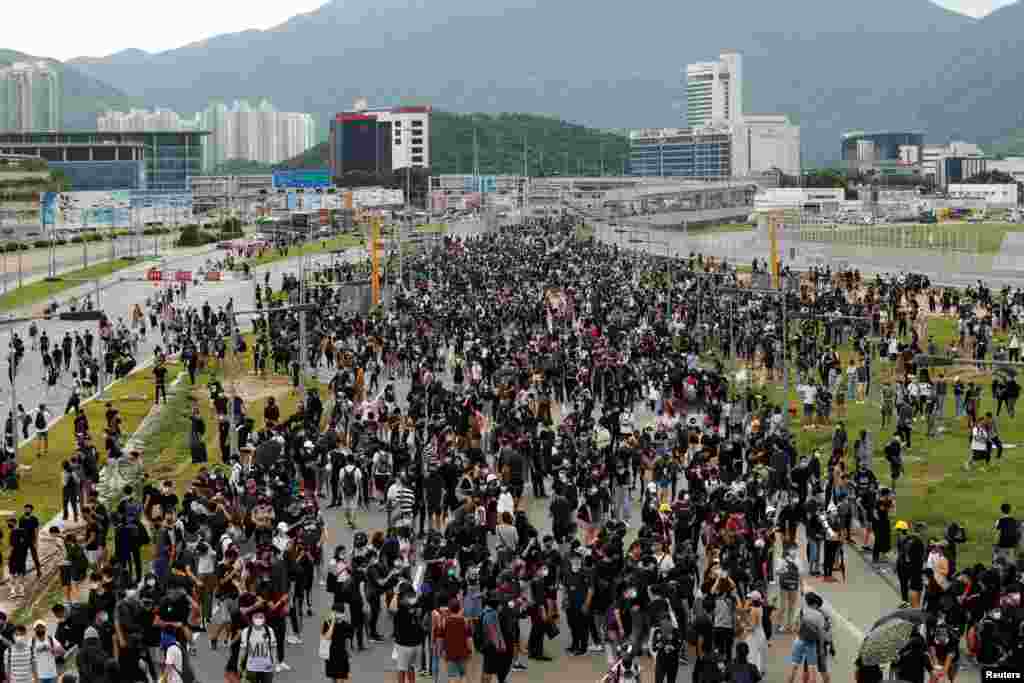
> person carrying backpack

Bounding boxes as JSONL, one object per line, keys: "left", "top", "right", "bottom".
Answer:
{"left": 34, "top": 405, "right": 51, "bottom": 457}
{"left": 775, "top": 546, "right": 804, "bottom": 634}
{"left": 340, "top": 457, "right": 363, "bottom": 529}
{"left": 239, "top": 608, "right": 277, "bottom": 682}
{"left": 785, "top": 592, "right": 827, "bottom": 683}
{"left": 728, "top": 642, "right": 762, "bottom": 683}
{"left": 161, "top": 623, "right": 197, "bottom": 683}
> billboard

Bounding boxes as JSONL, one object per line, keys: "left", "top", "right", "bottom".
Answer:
{"left": 479, "top": 176, "right": 497, "bottom": 193}
{"left": 272, "top": 169, "right": 332, "bottom": 189}
{"left": 40, "top": 190, "right": 193, "bottom": 228}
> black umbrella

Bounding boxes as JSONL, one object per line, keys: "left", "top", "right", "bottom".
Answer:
{"left": 857, "top": 609, "right": 928, "bottom": 667}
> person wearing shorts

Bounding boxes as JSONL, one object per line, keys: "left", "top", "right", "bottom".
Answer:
{"left": 787, "top": 637, "right": 819, "bottom": 677}
{"left": 394, "top": 644, "right": 417, "bottom": 676}
{"left": 35, "top": 404, "right": 51, "bottom": 457}
{"left": 966, "top": 424, "right": 990, "bottom": 470}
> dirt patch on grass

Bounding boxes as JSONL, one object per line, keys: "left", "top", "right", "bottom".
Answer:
{"left": 911, "top": 462, "right": 948, "bottom": 489}
{"left": 198, "top": 374, "right": 295, "bottom": 405}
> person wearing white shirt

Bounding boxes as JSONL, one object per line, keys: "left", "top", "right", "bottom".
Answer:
{"left": 497, "top": 487, "right": 515, "bottom": 518}
{"left": 272, "top": 522, "right": 291, "bottom": 555}
{"left": 163, "top": 630, "right": 187, "bottom": 683}
{"left": 239, "top": 611, "right": 278, "bottom": 679}
{"left": 31, "top": 620, "right": 64, "bottom": 683}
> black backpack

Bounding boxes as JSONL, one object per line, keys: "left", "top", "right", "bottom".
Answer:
{"left": 165, "top": 641, "right": 197, "bottom": 683}
{"left": 779, "top": 560, "right": 800, "bottom": 592}
{"left": 342, "top": 467, "right": 358, "bottom": 497}
{"left": 35, "top": 412, "right": 46, "bottom": 430}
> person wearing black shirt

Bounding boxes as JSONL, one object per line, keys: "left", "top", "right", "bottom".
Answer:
{"left": 777, "top": 496, "right": 803, "bottom": 548}
{"left": 993, "top": 503, "right": 1019, "bottom": 566}
{"left": 365, "top": 556, "right": 393, "bottom": 642}
{"left": 153, "top": 362, "right": 168, "bottom": 404}
{"left": 975, "top": 619, "right": 1010, "bottom": 682}
{"left": 928, "top": 620, "right": 960, "bottom": 683}
{"left": 388, "top": 587, "right": 425, "bottom": 683}
{"left": 19, "top": 505, "right": 41, "bottom": 579}
{"left": 563, "top": 554, "right": 593, "bottom": 655}
{"left": 500, "top": 448, "right": 526, "bottom": 503}
{"left": 692, "top": 597, "right": 715, "bottom": 661}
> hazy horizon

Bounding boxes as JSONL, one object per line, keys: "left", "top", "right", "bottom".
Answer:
{"left": 0, "top": 0, "right": 1017, "bottom": 63}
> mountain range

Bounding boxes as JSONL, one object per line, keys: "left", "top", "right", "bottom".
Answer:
{"left": 9, "top": 0, "right": 1024, "bottom": 163}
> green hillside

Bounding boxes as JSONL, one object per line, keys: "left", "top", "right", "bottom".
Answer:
{"left": 285, "top": 110, "right": 630, "bottom": 176}
{"left": 0, "top": 49, "right": 144, "bottom": 129}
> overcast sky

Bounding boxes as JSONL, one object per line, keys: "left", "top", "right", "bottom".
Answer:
{"left": 3, "top": 0, "right": 1018, "bottom": 62}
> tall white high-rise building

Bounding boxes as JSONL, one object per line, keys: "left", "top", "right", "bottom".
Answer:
{"left": 100, "top": 100, "right": 316, "bottom": 171}
{"left": 685, "top": 52, "right": 742, "bottom": 129}
{"left": 98, "top": 108, "right": 199, "bottom": 132}
{"left": 0, "top": 61, "right": 61, "bottom": 131}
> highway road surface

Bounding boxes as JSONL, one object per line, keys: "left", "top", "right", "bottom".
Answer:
{"left": 2, "top": 220, "right": 906, "bottom": 682}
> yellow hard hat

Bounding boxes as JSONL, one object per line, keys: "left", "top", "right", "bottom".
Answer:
{"left": 895, "top": 520, "right": 910, "bottom": 531}
{"left": 659, "top": 503, "right": 671, "bottom": 513}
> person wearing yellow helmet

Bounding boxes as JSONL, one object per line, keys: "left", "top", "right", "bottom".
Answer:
{"left": 895, "top": 520, "right": 926, "bottom": 608}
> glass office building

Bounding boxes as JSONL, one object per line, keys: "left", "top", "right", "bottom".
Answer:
{"left": 0, "top": 130, "right": 207, "bottom": 192}
{"left": 49, "top": 160, "right": 145, "bottom": 191}
{"left": 628, "top": 128, "right": 733, "bottom": 179}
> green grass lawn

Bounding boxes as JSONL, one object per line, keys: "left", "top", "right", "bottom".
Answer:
{"left": 239, "top": 223, "right": 447, "bottom": 271}
{"left": 728, "top": 312, "right": 1019, "bottom": 568}
{"left": 414, "top": 223, "right": 448, "bottom": 234}
{"left": 0, "top": 258, "right": 138, "bottom": 313}
{"left": 798, "top": 222, "right": 1024, "bottom": 254}
{"left": 4, "top": 362, "right": 180, "bottom": 623}
{"left": 690, "top": 222, "right": 755, "bottom": 234}
{"left": 239, "top": 234, "right": 366, "bottom": 269}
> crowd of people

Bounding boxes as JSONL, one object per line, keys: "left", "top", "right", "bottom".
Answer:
{"left": 0, "top": 215, "right": 1022, "bottom": 683}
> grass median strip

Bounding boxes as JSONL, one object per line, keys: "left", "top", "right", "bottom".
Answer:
{"left": 240, "top": 234, "right": 366, "bottom": 269}
{"left": 726, "top": 313, "right": 1019, "bottom": 568}
{"left": 798, "top": 222, "right": 1024, "bottom": 254}
{"left": 0, "top": 258, "right": 139, "bottom": 313}
{"left": 3, "top": 362, "right": 175, "bottom": 622}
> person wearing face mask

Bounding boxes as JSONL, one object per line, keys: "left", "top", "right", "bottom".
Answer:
{"left": 388, "top": 585, "right": 426, "bottom": 683}
{"left": 548, "top": 485, "right": 574, "bottom": 550}
{"left": 563, "top": 550, "right": 594, "bottom": 656}
{"left": 92, "top": 606, "right": 115, "bottom": 655}
{"left": 239, "top": 608, "right": 277, "bottom": 682}
{"left": 30, "top": 620, "right": 64, "bottom": 683}
{"left": 526, "top": 563, "right": 553, "bottom": 662}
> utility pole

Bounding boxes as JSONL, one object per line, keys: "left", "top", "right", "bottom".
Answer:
{"left": 94, "top": 278, "right": 106, "bottom": 398}
{"left": 522, "top": 134, "right": 528, "bottom": 191}
{"left": 473, "top": 129, "right": 480, "bottom": 179}
{"left": 298, "top": 239, "right": 307, "bottom": 399}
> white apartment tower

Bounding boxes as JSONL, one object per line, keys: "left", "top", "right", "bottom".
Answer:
{"left": 0, "top": 61, "right": 61, "bottom": 131}
{"left": 685, "top": 52, "right": 743, "bottom": 129}
{"left": 101, "top": 100, "right": 315, "bottom": 171}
